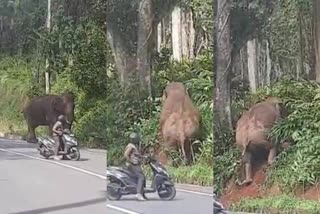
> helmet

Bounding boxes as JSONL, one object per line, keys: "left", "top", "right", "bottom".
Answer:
{"left": 58, "top": 115, "right": 66, "bottom": 121}
{"left": 129, "top": 132, "right": 140, "bottom": 145}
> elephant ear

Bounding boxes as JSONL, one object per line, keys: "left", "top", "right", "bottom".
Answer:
{"left": 279, "top": 102, "right": 288, "bottom": 118}
{"left": 52, "top": 96, "right": 65, "bottom": 113}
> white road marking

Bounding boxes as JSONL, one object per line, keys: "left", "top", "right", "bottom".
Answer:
{"left": 176, "top": 188, "right": 213, "bottom": 197}
{"left": 0, "top": 148, "right": 106, "bottom": 180}
{"left": 106, "top": 204, "right": 142, "bottom": 214}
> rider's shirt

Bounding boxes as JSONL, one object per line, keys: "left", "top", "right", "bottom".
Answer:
{"left": 124, "top": 143, "right": 141, "bottom": 165}
{"left": 52, "top": 121, "right": 63, "bottom": 136}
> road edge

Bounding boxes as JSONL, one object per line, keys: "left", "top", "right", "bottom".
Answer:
{"left": 1, "top": 136, "right": 212, "bottom": 195}
{"left": 0, "top": 132, "right": 24, "bottom": 140}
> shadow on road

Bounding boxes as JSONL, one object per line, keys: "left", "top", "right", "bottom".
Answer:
{"left": 0, "top": 140, "right": 36, "bottom": 149}
{"left": 9, "top": 197, "right": 106, "bottom": 214}
{"left": 0, "top": 153, "right": 31, "bottom": 160}
{"left": 77, "top": 158, "right": 89, "bottom": 161}
{"left": 114, "top": 197, "right": 182, "bottom": 202}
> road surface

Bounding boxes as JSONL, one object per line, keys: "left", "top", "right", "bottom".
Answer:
{"left": 0, "top": 138, "right": 232, "bottom": 214}
{"left": 0, "top": 138, "right": 106, "bottom": 214}
{"left": 106, "top": 170, "right": 213, "bottom": 214}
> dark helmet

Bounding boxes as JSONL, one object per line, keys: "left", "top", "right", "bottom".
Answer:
{"left": 58, "top": 115, "right": 66, "bottom": 122}
{"left": 129, "top": 132, "right": 140, "bottom": 145}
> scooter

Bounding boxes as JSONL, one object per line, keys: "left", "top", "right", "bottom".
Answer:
{"left": 37, "top": 130, "right": 80, "bottom": 161}
{"left": 106, "top": 155, "right": 176, "bottom": 201}
{"left": 213, "top": 193, "right": 228, "bottom": 214}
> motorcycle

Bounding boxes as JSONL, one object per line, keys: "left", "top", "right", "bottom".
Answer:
{"left": 37, "top": 130, "right": 80, "bottom": 161}
{"left": 106, "top": 155, "right": 176, "bottom": 201}
{"left": 213, "top": 193, "right": 228, "bottom": 214}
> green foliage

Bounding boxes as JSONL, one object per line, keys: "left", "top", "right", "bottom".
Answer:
{"left": 216, "top": 78, "right": 320, "bottom": 196}
{"left": 182, "top": 0, "right": 213, "bottom": 42}
{"left": 0, "top": 57, "right": 36, "bottom": 134}
{"left": 143, "top": 163, "right": 213, "bottom": 186}
{"left": 0, "top": 0, "right": 214, "bottom": 186}
{"left": 231, "top": 195, "right": 320, "bottom": 213}
{"left": 70, "top": 21, "right": 109, "bottom": 96}
{"left": 234, "top": 78, "right": 320, "bottom": 192}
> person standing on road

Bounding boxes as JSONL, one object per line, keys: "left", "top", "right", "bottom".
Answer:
{"left": 52, "top": 115, "right": 67, "bottom": 161}
{"left": 124, "top": 132, "right": 146, "bottom": 201}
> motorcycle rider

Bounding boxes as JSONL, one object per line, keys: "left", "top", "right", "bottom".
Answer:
{"left": 213, "top": 192, "right": 227, "bottom": 214}
{"left": 124, "top": 132, "right": 146, "bottom": 201}
{"left": 52, "top": 115, "right": 67, "bottom": 161}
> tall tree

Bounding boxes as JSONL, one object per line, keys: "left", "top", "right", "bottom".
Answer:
{"left": 313, "top": 0, "right": 320, "bottom": 82}
{"left": 45, "top": 0, "right": 51, "bottom": 94}
{"left": 214, "top": 0, "right": 232, "bottom": 130}
{"left": 106, "top": 0, "right": 177, "bottom": 89}
{"left": 137, "top": 0, "right": 154, "bottom": 95}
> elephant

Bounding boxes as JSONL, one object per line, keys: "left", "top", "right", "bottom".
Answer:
{"left": 22, "top": 92, "right": 75, "bottom": 143}
{"left": 235, "top": 97, "right": 288, "bottom": 186}
{"left": 159, "top": 82, "right": 201, "bottom": 165}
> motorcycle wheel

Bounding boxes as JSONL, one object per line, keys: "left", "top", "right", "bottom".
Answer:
{"left": 39, "top": 145, "right": 50, "bottom": 159}
{"left": 66, "top": 147, "right": 80, "bottom": 161}
{"left": 157, "top": 184, "right": 176, "bottom": 201}
{"left": 107, "top": 182, "right": 122, "bottom": 201}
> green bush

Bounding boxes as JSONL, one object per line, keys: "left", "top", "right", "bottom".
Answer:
{"left": 0, "top": 57, "right": 34, "bottom": 134}
{"left": 222, "top": 78, "right": 320, "bottom": 193}
{"left": 231, "top": 195, "right": 320, "bottom": 214}
{"left": 0, "top": 20, "right": 213, "bottom": 186}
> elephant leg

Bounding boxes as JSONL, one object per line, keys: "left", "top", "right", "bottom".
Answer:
{"left": 179, "top": 136, "right": 187, "bottom": 165}
{"left": 268, "top": 146, "right": 277, "bottom": 165}
{"left": 241, "top": 150, "right": 253, "bottom": 186}
{"left": 182, "top": 139, "right": 192, "bottom": 166}
{"left": 27, "top": 125, "right": 37, "bottom": 143}
{"left": 164, "top": 138, "right": 178, "bottom": 166}
{"left": 48, "top": 124, "right": 53, "bottom": 137}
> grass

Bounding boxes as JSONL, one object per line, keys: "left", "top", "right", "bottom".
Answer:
{"left": 231, "top": 195, "right": 320, "bottom": 214}
{"left": 143, "top": 163, "right": 213, "bottom": 186}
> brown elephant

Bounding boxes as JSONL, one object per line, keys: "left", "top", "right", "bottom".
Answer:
{"left": 159, "top": 82, "right": 201, "bottom": 165}
{"left": 22, "top": 92, "right": 75, "bottom": 143}
{"left": 235, "top": 97, "right": 288, "bottom": 186}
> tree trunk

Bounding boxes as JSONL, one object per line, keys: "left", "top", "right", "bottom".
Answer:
{"left": 247, "top": 39, "right": 258, "bottom": 93}
{"left": 106, "top": 26, "right": 137, "bottom": 84}
{"left": 45, "top": 0, "right": 51, "bottom": 94}
{"left": 188, "top": 9, "right": 195, "bottom": 59}
{"left": 313, "top": 0, "right": 320, "bottom": 82}
{"left": 181, "top": 7, "right": 195, "bottom": 59}
{"left": 297, "top": 9, "right": 304, "bottom": 79}
{"left": 137, "top": 0, "right": 153, "bottom": 95}
{"left": 163, "top": 15, "right": 171, "bottom": 48}
{"left": 214, "top": 0, "right": 232, "bottom": 131}
{"left": 171, "top": 6, "right": 182, "bottom": 61}
{"left": 266, "top": 40, "right": 271, "bottom": 86}
{"left": 157, "top": 22, "right": 162, "bottom": 52}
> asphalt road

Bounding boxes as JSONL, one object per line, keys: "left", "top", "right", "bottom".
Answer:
{"left": 0, "top": 138, "right": 107, "bottom": 214}
{"left": 107, "top": 189, "right": 212, "bottom": 214}
{"left": 0, "top": 138, "right": 248, "bottom": 214}
{"left": 106, "top": 169, "right": 213, "bottom": 214}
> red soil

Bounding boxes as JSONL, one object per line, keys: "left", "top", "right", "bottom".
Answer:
{"left": 221, "top": 162, "right": 320, "bottom": 208}
{"left": 297, "top": 184, "right": 320, "bottom": 201}
{"left": 220, "top": 164, "right": 267, "bottom": 208}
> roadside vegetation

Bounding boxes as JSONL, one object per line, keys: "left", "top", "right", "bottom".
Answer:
{"left": 0, "top": 0, "right": 213, "bottom": 185}
{"left": 214, "top": 0, "right": 320, "bottom": 211}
